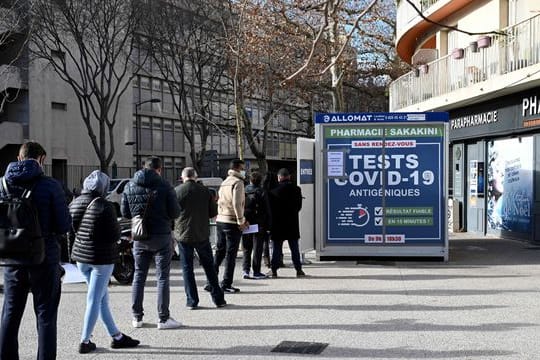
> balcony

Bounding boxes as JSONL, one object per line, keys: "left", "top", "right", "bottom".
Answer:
{"left": 397, "top": 0, "right": 444, "bottom": 38}
{"left": 396, "top": 0, "right": 473, "bottom": 63}
{"left": 0, "top": 65, "right": 27, "bottom": 93}
{"left": 390, "top": 14, "right": 540, "bottom": 112}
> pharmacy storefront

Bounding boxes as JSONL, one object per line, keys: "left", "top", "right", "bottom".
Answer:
{"left": 449, "top": 87, "right": 540, "bottom": 241}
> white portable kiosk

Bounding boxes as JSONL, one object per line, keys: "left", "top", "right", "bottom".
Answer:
{"left": 313, "top": 112, "right": 449, "bottom": 261}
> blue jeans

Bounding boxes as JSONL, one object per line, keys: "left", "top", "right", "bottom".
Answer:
{"left": 271, "top": 238, "right": 302, "bottom": 272}
{"left": 0, "top": 263, "right": 62, "bottom": 360}
{"left": 132, "top": 236, "right": 173, "bottom": 322}
{"left": 214, "top": 222, "right": 242, "bottom": 288}
{"left": 178, "top": 241, "right": 224, "bottom": 307}
{"left": 77, "top": 263, "right": 120, "bottom": 342}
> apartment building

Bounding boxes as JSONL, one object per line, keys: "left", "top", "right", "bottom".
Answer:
{"left": 390, "top": 0, "right": 540, "bottom": 241}
{"left": 0, "top": 0, "right": 306, "bottom": 189}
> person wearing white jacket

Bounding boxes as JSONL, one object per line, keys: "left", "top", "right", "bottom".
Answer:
{"left": 212, "top": 159, "right": 249, "bottom": 293}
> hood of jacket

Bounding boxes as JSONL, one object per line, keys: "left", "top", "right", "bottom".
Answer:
{"left": 83, "top": 170, "right": 110, "bottom": 196}
{"left": 4, "top": 159, "right": 44, "bottom": 186}
{"left": 245, "top": 183, "right": 259, "bottom": 194}
{"left": 133, "top": 168, "right": 161, "bottom": 188}
{"left": 227, "top": 169, "right": 244, "bottom": 180}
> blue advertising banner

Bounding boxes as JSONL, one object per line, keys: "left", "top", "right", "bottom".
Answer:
{"left": 324, "top": 123, "right": 445, "bottom": 245}
{"left": 299, "top": 159, "right": 315, "bottom": 184}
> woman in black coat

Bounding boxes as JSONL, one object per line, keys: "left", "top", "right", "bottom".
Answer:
{"left": 70, "top": 170, "right": 139, "bottom": 353}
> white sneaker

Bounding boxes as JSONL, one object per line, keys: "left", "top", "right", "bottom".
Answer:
{"left": 157, "top": 317, "right": 182, "bottom": 330}
{"left": 132, "top": 318, "right": 143, "bottom": 328}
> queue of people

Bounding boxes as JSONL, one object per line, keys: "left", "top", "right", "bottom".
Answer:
{"left": 0, "top": 142, "right": 305, "bottom": 359}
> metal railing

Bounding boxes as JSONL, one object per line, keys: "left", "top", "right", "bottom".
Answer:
{"left": 396, "top": 0, "right": 445, "bottom": 40}
{"left": 390, "top": 14, "right": 540, "bottom": 111}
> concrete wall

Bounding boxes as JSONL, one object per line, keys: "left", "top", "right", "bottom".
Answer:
{"left": 28, "top": 58, "right": 133, "bottom": 168}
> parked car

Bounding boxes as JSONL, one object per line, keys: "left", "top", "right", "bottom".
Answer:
{"left": 106, "top": 178, "right": 130, "bottom": 216}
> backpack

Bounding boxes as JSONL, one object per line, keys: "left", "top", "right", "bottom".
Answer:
{"left": 0, "top": 176, "right": 45, "bottom": 265}
{"left": 245, "top": 187, "right": 263, "bottom": 223}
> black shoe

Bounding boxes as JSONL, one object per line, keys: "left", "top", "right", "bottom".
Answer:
{"left": 111, "top": 334, "right": 140, "bottom": 349}
{"left": 215, "top": 300, "right": 227, "bottom": 308}
{"left": 267, "top": 270, "right": 277, "bottom": 278}
{"left": 203, "top": 284, "right": 212, "bottom": 292}
{"left": 296, "top": 269, "right": 306, "bottom": 277}
{"left": 79, "top": 341, "right": 97, "bottom": 354}
{"left": 221, "top": 285, "right": 240, "bottom": 293}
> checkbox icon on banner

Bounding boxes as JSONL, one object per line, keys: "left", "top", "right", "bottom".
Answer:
{"left": 375, "top": 207, "right": 383, "bottom": 216}
{"left": 375, "top": 217, "right": 383, "bottom": 226}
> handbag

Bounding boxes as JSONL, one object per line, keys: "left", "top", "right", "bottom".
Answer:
{"left": 131, "top": 190, "right": 155, "bottom": 241}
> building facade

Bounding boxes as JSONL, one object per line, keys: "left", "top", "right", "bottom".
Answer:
{"left": 390, "top": 0, "right": 540, "bottom": 241}
{"left": 0, "top": 0, "right": 307, "bottom": 189}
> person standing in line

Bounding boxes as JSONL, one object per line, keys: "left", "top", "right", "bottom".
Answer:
{"left": 122, "top": 157, "right": 182, "bottom": 330}
{"left": 69, "top": 170, "right": 139, "bottom": 353}
{"left": 261, "top": 172, "right": 278, "bottom": 267}
{"left": 212, "top": 159, "right": 249, "bottom": 293}
{"left": 0, "top": 141, "right": 71, "bottom": 360}
{"left": 175, "top": 167, "right": 226, "bottom": 309}
{"left": 268, "top": 168, "right": 306, "bottom": 278}
{"left": 241, "top": 171, "right": 271, "bottom": 280}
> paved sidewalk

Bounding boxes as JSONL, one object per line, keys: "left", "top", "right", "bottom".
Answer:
{"left": 3, "top": 235, "right": 540, "bottom": 359}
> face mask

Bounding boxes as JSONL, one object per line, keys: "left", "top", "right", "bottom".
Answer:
{"left": 240, "top": 170, "right": 246, "bottom": 178}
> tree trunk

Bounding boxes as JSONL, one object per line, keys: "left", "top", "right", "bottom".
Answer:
{"left": 256, "top": 155, "right": 268, "bottom": 175}
{"left": 100, "top": 158, "right": 109, "bottom": 175}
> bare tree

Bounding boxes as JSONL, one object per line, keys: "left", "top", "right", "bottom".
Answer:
{"left": 277, "top": 0, "right": 392, "bottom": 112}
{"left": 147, "top": 0, "right": 229, "bottom": 172}
{"left": 1, "top": 0, "right": 29, "bottom": 113}
{"left": 29, "top": 0, "right": 147, "bottom": 172}
{"left": 221, "top": 0, "right": 315, "bottom": 173}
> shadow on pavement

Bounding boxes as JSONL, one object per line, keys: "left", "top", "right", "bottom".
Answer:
{"left": 252, "top": 288, "right": 536, "bottom": 296}
{"left": 224, "top": 303, "right": 506, "bottom": 312}
{"left": 91, "top": 345, "right": 515, "bottom": 358}
{"left": 186, "top": 318, "right": 535, "bottom": 333}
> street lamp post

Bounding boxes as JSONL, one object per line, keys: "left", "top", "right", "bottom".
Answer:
{"left": 134, "top": 98, "right": 160, "bottom": 169}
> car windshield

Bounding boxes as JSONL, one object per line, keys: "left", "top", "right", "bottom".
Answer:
{"left": 108, "top": 180, "right": 123, "bottom": 192}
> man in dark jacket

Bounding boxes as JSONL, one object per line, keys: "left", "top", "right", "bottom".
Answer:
{"left": 175, "top": 167, "right": 226, "bottom": 309}
{"left": 121, "top": 157, "right": 181, "bottom": 330}
{"left": 268, "top": 168, "right": 305, "bottom": 278}
{"left": 0, "top": 141, "right": 71, "bottom": 360}
{"left": 241, "top": 171, "right": 271, "bottom": 279}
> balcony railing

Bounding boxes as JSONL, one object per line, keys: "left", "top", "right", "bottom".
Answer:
{"left": 390, "top": 14, "right": 540, "bottom": 111}
{"left": 397, "top": 0, "right": 446, "bottom": 40}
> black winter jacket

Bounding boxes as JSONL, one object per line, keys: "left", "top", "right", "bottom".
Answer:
{"left": 269, "top": 181, "right": 302, "bottom": 241}
{"left": 1, "top": 160, "right": 71, "bottom": 264}
{"left": 244, "top": 184, "right": 271, "bottom": 231}
{"left": 69, "top": 190, "right": 120, "bottom": 264}
{"left": 121, "top": 169, "right": 180, "bottom": 235}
